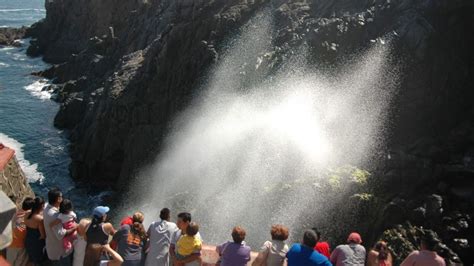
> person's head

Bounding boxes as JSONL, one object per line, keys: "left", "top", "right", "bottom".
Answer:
{"left": 186, "top": 222, "right": 199, "bottom": 236}
{"left": 92, "top": 206, "right": 110, "bottom": 222}
{"left": 132, "top": 211, "right": 147, "bottom": 240}
{"left": 21, "top": 197, "right": 35, "bottom": 211}
{"left": 28, "top": 196, "right": 45, "bottom": 219}
{"left": 231, "top": 226, "right": 246, "bottom": 244}
{"left": 347, "top": 232, "right": 362, "bottom": 244}
{"left": 420, "top": 230, "right": 438, "bottom": 251}
{"left": 271, "top": 224, "right": 289, "bottom": 241}
{"left": 48, "top": 187, "right": 63, "bottom": 206}
{"left": 160, "top": 208, "right": 170, "bottom": 221}
{"left": 302, "top": 229, "right": 318, "bottom": 247}
{"left": 177, "top": 212, "right": 192, "bottom": 230}
{"left": 311, "top": 227, "right": 322, "bottom": 242}
{"left": 59, "top": 198, "right": 73, "bottom": 214}
{"left": 374, "top": 241, "right": 389, "bottom": 260}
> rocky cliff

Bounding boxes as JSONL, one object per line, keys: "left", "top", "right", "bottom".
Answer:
{"left": 26, "top": 0, "right": 473, "bottom": 263}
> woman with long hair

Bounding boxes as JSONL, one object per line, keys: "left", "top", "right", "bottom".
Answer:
{"left": 113, "top": 211, "right": 148, "bottom": 266}
{"left": 367, "top": 241, "right": 393, "bottom": 266}
{"left": 24, "top": 196, "right": 46, "bottom": 266}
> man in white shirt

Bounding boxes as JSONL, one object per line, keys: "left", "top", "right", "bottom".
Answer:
{"left": 145, "top": 208, "right": 178, "bottom": 266}
{"left": 170, "top": 212, "right": 202, "bottom": 266}
{"left": 43, "top": 188, "right": 77, "bottom": 265}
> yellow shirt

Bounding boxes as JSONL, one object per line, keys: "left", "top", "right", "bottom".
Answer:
{"left": 177, "top": 235, "right": 202, "bottom": 256}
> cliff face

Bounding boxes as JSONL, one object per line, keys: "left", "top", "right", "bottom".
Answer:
{"left": 29, "top": 0, "right": 474, "bottom": 186}
{"left": 0, "top": 145, "right": 34, "bottom": 207}
{"left": 27, "top": 0, "right": 473, "bottom": 262}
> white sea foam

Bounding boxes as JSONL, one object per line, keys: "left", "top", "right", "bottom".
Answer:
{"left": 0, "top": 9, "right": 45, "bottom": 12}
{"left": 0, "top": 62, "right": 9, "bottom": 67}
{"left": 0, "top": 133, "right": 44, "bottom": 182}
{"left": 24, "top": 79, "right": 51, "bottom": 100}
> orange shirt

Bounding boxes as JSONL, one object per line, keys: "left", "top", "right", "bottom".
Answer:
{"left": 9, "top": 210, "right": 27, "bottom": 248}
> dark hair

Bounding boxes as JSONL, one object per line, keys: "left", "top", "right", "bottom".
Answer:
{"left": 186, "top": 222, "right": 199, "bottom": 236}
{"left": 177, "top": 212, "right": 192, "bottom": 223}
{"left": 232, "top": 226, "right": 246, "bottom": 243}
{"left": 48, "top": 187, "right": 62, "bottom": 205}
{"left": 421, "top": 230, "right": 439, "bottom": 251}
{"left": 132, "top": 212, "right": 147, "bottom": 240}
{"left": 59, "top": 199, "right": 73, "bottom": 214}
{"left": 22, "top": 197, "right": 35, "bottom": 211}
{"left": 303, "top": 230, "right": 318, "bottom": 247}
{"left": 160, "top": 208, "right": 170, "bottom": 220}
{"left": 311, "top": 227, "right": 322, "bottom": 240}
{"left": 374, "top": 241, "right": 389, "bottom": 261}
{"left": 28, "top": 196, "right": 45, "bottom": 219}
{"left": 271, "top": 224, "right": 289, "bottom": 241}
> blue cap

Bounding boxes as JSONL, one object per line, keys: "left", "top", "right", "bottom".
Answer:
{"left": 92, "top": 206, "right": 110, "bottom": 217}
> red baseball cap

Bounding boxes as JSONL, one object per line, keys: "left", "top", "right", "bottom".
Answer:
{"left": 347, "top": 232, "right": 362, "bottom": 244}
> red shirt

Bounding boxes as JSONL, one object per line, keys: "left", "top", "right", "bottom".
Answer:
{"left": 314, "top": 241, "right": 331, "bottom": 259}
{"left": 120, "top": 216, "right": 133, "bottom": 226}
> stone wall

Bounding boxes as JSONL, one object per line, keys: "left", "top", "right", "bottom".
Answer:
{"left": 0, "top": 145, "right": 34, "bottom": 207}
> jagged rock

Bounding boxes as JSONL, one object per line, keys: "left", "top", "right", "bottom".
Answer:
{"left": 0, "top": 27, "right": 27, "bottom": 47}
{"left": 380, "top": 224, "right": 462, "bottom": 265}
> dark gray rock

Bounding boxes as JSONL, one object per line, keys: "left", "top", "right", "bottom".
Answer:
{"left": 0, "top": 27, "right": 27, "bottom": 46}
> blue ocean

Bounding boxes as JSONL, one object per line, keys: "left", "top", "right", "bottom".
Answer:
{"left": 0, "top": 0, "right": 106, "bottom": 216}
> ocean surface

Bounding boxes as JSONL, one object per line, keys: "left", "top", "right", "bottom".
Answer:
{"left": 0, "top": 0, "right": 107, "bottom": 216}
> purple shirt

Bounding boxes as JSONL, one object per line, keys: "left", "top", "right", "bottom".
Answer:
{"left": 217, "top": 241, "right": 251, "bottom": 266}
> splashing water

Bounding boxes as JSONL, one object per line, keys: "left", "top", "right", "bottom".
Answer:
{"left": 122, "top": 12, "right": 398, "bottom": 246}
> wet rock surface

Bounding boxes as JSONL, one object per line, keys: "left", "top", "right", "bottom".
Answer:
{"left": 0, "top": 27, "right": 28, "bottom": 47}
{"left": 25, "top": 0, "right": 473, "bottom": 263}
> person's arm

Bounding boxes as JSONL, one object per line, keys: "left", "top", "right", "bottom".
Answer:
{"left": 169, "top": 231, "right": 179, "bottom": 264}
{"left": 38, "top": 218, "right": 46, "bottom": 239}
{"left": 104, "top": 222, "right": 117, "bottom": 236}
{"left": 177, "top": 253, "right": 201, "bottom": 264}
{"left": 49, "top": 218, "right": 62, "bottom": 228}
{"left": 144, "top": 224, "right": 152, "bottom": 252}
{"left": 367, "top": 250, "right": 376, "bottom": 266}
{"left": 103, "top": 244, "right": 124, "bottom": 266}
{"left": 400, "top": 251, "right": 416, "bottom": 266}
{"left": 330, "top": 247, "right": 339, "bottom": 265}
{"left": 252, "top": 242, "right": 270, "bottom": 266}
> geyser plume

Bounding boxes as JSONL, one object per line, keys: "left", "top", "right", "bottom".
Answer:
{"left": 124, "top": 13, "right": 398, "bottom": 246}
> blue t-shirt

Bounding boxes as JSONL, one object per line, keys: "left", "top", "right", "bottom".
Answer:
{"left": 286, "top": 243, "right": 332, "bottom": 266}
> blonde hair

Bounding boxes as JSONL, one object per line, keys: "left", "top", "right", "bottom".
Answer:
{"left": 132, "top": 211, "right": 146, "bottom": 240}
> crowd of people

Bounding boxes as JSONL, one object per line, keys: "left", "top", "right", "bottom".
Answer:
{"left": 5, "top": 188, "right": 447, "bottom": 266}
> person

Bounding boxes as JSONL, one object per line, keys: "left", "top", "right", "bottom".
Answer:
{"left": 330, "top": 232, "right": 366, "bottom": 266}
{"left": 216, "top": 226, "right": 251, "bottom": 266}
{"left": 49, "top": 199, "right": 78, "bottom": 253}
{"left": 286, "top": 229, "right": 331, "bottom": 266}
{"left": 6, "top": 197, "right": 34, "bottom": 266}
{"left": 170, "top": 212, "right": 202, "bottom": 266}
{"left": 73, "top": 218, "right": 92, "bottom": 266}
{"left": 113, "top": 211, "right": 148, "bottom": 266}
{"left": 367, "top": 241, "right": 392, "bottom": 266}
{"left": 312, "top": 228, "right": 331, "bottom": 259}
{"left": 86, "top": 206, "right": 116, "bottom": 245}
{"left": 252, "top": 224, "right": 289, "bottom": 266}
{"left": 176, "top": 222, "right": 202, "bottom": 261}
{"left": 84, "top": 243, "right": 124, "bottom": 266}
{"left": 145, "top": 208, "right": 178, "bottom": 266}
{"left": 24, "top": 196, "right": 46, "bottom": 265}
{"left": 400, "top": 231, "right": 445, "bottom": 266}
{"left": 43, "top": 188, "right": 77, "bottom": 265}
